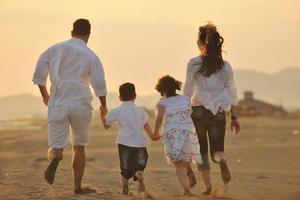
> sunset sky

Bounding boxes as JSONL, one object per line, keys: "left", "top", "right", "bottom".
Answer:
{"left": 0, "top": 0, "right": 299, "bottom": 97}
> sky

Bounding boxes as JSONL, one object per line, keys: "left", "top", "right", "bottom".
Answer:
{"left": 0, "top": 0, "right": 300, "bottom": 97}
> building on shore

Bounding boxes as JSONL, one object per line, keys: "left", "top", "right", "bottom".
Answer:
{"left": 237, "top": 91, "right": 288, "bottom": 117}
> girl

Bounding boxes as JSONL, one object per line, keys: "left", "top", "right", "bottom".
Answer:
{"left": 153, "top": 75, "right": 202, "bottom": 196}
{"left": 183, "top": 23, "right": 240, "bottom": 195}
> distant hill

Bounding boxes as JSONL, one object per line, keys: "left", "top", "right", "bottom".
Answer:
{"left": 0, "top": 67, "right": 299, "bottom": 120}
{"left": 0, "top": 93, "right": 160, "bottom": 120}
{"left": 235, "top": 67, "right": 300, "bottom": 109}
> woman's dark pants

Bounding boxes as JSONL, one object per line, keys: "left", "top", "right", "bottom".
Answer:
{"left": 191, "top": 106, "right": 226, "bottom": 171}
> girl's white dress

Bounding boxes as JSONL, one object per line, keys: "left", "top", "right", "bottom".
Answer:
{"left": 157, "top": 95, "right": 202, "bottom": 164}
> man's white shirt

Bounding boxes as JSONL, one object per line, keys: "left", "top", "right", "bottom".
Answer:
{"left": 32, "top": 37, "right": 107, "bottom": 107}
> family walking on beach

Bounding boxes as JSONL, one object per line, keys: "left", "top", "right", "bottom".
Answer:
{"left": 32, "top": 18, "right": 240, "bottom": 197}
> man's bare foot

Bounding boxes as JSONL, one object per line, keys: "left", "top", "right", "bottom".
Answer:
{"left": 74, "top": 186, "right": 97, "bottom": 195}
{"left": 201, "top": 185, "right": 212, "bottom": 195}
{"left": 220, "top": 159, "right": 231, "bottom": 185}
{"left": 135, "top": 171, "right": 146, "bottom": 193}
{"left": 187, "top": 169, "right": 196, "bottom": 188}
{"left": 44, "top": 157, "right": 60, "bottom": 185}
{"left": 183, "top": 188, "right": 192, "bottom": 196}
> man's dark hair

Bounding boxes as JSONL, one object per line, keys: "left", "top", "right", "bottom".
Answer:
{"left": 72, "top": 19, "right": 91, "bottom": 36}
{"left": 119, "top": 83, "right": 136, "bottom": 101}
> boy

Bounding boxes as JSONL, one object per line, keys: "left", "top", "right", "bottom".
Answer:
{"left": 100, "top": 82, "right": 155, "bottom": 196}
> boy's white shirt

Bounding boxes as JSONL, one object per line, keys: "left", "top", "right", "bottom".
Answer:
{"left": 106, "top": 101, "right": 150, "bottom": 147}
{"left": 32, "top": 37, "right": 107, "bottom": 108}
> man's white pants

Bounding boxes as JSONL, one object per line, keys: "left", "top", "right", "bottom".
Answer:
{"left": 47, "top": 101, "right": 92, "bottom": 149}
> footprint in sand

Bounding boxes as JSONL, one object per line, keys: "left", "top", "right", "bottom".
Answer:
{"left": 35, "top": 157, "right": 47, "bottom": 162}
{"left": 87, "top": 157, "right": 96, "bottom": 161}
{"left": 256, "top": 176, "right": 269, "bottom": 179}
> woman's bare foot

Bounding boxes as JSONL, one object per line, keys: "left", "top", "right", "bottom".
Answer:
{"left": 201, "top": 185, "right": 212, "bottom": 195}
{"left": 135, "top": 171, "right": 146, "bottom": 193}
{"left": 187, "top": 169, "right": 196, "bottom": 188}
{"left": 220, "top": 159, "right": 231, "bottom": 185}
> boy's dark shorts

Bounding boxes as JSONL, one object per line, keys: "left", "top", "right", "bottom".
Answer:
{"left": 118, "top": 144, "right": 148, "bottom": 181}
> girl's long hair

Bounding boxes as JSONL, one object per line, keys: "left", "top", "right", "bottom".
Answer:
{"left": 197, "top": 23, "right": 224, "bottom": 77}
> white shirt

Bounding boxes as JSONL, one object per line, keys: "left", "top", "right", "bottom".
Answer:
{"left": 32, "top": 38, "right": 107, "bottom": 107}
{"left": 183, "top": 56, "right": 238, "bottom": 115}
{"left": 157, "top": 95, "right": 195, "bottom": 133}
{"left": 106, "top": 101, "right": 150, "bottom": 147}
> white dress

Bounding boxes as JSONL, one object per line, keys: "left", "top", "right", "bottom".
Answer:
{"left": 157, "top": 95, "right": 202, "bottom": 164}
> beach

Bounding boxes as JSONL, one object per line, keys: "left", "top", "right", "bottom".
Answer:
{"left": 1, "top": 116, "right": 300, "bottom": 200}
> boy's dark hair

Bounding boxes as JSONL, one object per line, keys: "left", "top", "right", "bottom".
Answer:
{"left": 119, "top": 82, "right": 136, "bottom": 101}
{"left": 155, "top": 75, "right": 182, "bottom": 97}
{"left": 72, "top": 19, "right": 91, "bottom": 36}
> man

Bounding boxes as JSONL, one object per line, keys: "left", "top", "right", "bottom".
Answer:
{"left": 32, "top": 19, "right": 107, "bottom": 194}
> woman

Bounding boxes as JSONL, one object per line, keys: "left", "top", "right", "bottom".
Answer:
{"left": 183, "top": 23, "right": 240, "bottom": 195}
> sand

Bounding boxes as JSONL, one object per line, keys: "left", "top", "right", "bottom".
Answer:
{"left": 0, "top": 116, "right": 300, "bottom": 200}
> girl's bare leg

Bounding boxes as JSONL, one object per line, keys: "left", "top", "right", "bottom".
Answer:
{"left": 175, "top": 162, "right": 191, "bottom": 196}
{"left": 182, "top": 162, "right": 196, "bottom": 187}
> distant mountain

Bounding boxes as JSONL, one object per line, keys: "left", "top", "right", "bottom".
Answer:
{"left": 0, "top": 93, "right": 160, "bottom": 120}
{"left": 235, "top": 67, "right": 300, "bottom": 109}
{"left": 0, "top": 94, "right": 47, "bottom": 120}
{"left": 0, "top": 67, "right": 299, "bottom": 120}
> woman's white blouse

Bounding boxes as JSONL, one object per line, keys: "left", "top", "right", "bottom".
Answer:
{"left": 183, "top": 56, "right": 238, "bottom": 115}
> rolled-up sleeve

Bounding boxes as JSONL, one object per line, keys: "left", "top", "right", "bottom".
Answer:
{"left": 225, "top": 63, "right": 238, "bottom": 105}
{"left": 106, "top": 110, "right": 116, "bottom": 126}
{"left": 32, "top": 50, "right": 49, "bottom": 86}
{"left": 183, "top": 60, "right": 195, "bottom": 97}
{"left": 141, "top": 109, "right": 150, "bottom": 125}
{"left": 90, "top": 56, "right": 107, "bottom": 97}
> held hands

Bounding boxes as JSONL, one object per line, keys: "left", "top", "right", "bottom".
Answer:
{"left": 231, "top": 119, "right": 240, "bottom": 135}
{"left": 151, "top": 131, "right": 161, "bottom": 141}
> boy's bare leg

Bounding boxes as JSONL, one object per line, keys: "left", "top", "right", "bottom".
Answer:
{"left": 135, "top": 171, "right": 146, "bottom": 193}
{"left": 121, "top": 176, "right": 129, "bottom": 194}
{"left": 44, "top": 148, "right": 63, "bottom": 184}
{"left": 175, "top": 162, "right": 191, "bottom": 196}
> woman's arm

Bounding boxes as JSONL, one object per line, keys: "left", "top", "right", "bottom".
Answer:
{"left": 230, "top": 105, "right": 240, "bottom": 135}
{"left": 225, "top": 63, "right": 240, "bottom": 134}
{"left": 183, "top": 61, "right": 195, "bottom": 97}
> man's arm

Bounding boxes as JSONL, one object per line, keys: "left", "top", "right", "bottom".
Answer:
{"left": 99, "top": 96, "right": 107, "bottom": 115}
{"left": 33, "top": 49, "right": 50, "bottom": 106}
{"left": 100, "top": 111, "right": 111, "bottom": 129}
{"left": 38, "top": 85, "right": 49, "bottom": 106}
